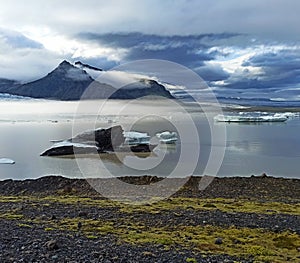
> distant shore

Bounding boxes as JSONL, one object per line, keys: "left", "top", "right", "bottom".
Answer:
{"left": 223, "top": 105, "right": 300, "bottom": 113}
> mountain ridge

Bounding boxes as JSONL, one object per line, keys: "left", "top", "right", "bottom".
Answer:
{"left": 0, "top": 60, "right": 174, "bottom": 100}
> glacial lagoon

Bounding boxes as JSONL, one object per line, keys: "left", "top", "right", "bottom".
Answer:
{"left": 0, "top": 99, "right": 299, "bottom": 180}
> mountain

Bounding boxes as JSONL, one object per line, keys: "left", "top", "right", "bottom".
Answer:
{"left": 0, "top": 78, "right": 20, "bottom": 93}
{"left": 6, "top": 60, "right": 94, "bottom": 100}
{"left": 111, "top": 79, "right": 174, "bottom": 99}
{"left": 2, "top": 60, "right": 174, "bottom": 100}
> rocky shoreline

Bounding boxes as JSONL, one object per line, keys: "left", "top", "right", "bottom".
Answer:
{"left": 0, "top": 175, "right": 299, "bottom": 262}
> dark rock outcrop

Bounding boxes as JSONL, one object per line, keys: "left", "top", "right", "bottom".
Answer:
{"left": 75, "top": 61, "right": 102, "bottom": 71}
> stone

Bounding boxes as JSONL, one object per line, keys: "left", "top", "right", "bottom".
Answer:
{"left": 78, "top": 211, "right": 88, "bottom": 217}
{"left": 215, "top": 237, "right": 223, "bottom": 245}
{"left": 45, "top": 240, "right": 58, "bottom": 250}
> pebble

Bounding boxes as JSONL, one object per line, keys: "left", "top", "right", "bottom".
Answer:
{"left": 215, "top": 237, "right": 223, "bottom": 245}
{"left": 45, "top": 239, "right": 59, "bottom": 250}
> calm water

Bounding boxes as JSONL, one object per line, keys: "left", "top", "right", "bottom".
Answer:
{"left": 0, "top": 99, "right": 299, "bottom": 180}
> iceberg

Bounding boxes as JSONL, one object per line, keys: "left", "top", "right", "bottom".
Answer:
{"left": 40, "top": 141, "right": 98, "bottom": 156}
{"left": 0, "top": 158, "right": 15, "bottom": 164}
{"left": 214, "top": 112, "right": 288, "bottom": 122}
{"left": 48, "top": 141, "right": 97, "bottom": 149}
{"left": 41, "top": 126, "right": 158, "bottom": 156}
{"left": 123, "top": 131, "right": 151, "bottom": 145}
{"left": 156, "top": 131, "right": 178, "bottom": 144}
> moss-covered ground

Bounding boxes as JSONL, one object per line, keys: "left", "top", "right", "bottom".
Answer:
{"left": 0, "top": 194, "right": 299, "bottom": 262}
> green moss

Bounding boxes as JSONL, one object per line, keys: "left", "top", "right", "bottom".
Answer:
{"left": 39, "top": 215, "right": 299, "bottom": 263}
{"left": 273, "top": 233, "right": 299, "bottom": 249}
{"left": 0, "top": 213, "right": 23, "bottom": 220}
{"left": 86, "top": 235, "right": 98, "bottom": 239}
{"left": 119, "top": 197, "right": 300, "bottom": 215}
{"left": 186, "top": 257, "right": 197, "bottom": 263}
{"left": 44, "top": 227, "right": 54, "bottom": 231}
{"left": 1, "top": 195, "right": 298, "bottom": 216}
{"left": 17, "top": 223, "right": 32, "bottom": 228}
{"left": 0, "top": 194, "right": 299, "bottom": 263}
{"left": 246, "top": 245, "right": 272, "bottom": 256}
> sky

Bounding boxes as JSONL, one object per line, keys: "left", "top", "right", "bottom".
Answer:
{"left": 0, "top": 0, "right": 300, "bottom": 101}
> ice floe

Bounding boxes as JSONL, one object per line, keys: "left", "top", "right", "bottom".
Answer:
{"left": 0, "top": 158, "right": 15, "bottom": 164}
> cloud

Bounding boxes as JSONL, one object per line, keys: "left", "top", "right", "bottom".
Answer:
{"left": 222, "top": 47, "right": 300, "bottom": 91}
{"left": 194, "top": 64, "right": 230, "bottom": 82}
{"left": 1, "top": 1, "right": 300, "bottom": 40}
{"left": 0, "top": 0, "right": 299, "bottom": 100}
{"left": 78, "top": 32, "right": 239, "bottom": 69}
{"left": 0, "top": 29, "right": 43, "bottom": 49}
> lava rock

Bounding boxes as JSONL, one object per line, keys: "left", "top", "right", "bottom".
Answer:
{"left": 45, "top": 239, "right": 59, "bottom": 250}
{"left": 215, "top": 237, "right": 223, "bottom": 245}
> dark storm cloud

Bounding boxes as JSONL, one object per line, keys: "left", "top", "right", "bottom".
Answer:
{"left": 79, "top": 32, "right": 239, "bottom": 49}
{"left": 221, "top": 78, "right": 267, "bottom": 90}
{"left": 195, "top": 65, "right": 230, "bottom": 82}
{"left": 77, "top": 32, "right": 238, "bottom": 72}
{"left": 239, "top": 49, "right": 300, "bottom": 89}
{"left": 73, "top": 32, "right": 300, "bottom": 93}
{"left": 245, "top": 49, "right": 300, "bottom": 72}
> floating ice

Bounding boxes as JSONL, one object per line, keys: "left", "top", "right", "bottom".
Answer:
{"left": 0, "top": 158, "right": 15, "bottom": 164}
{"left": 214, "top": 112, "right": 288, "bottom": 122}
{"left": 156, "top": 131, "right": 178, "bottom": 144}
{"left": 123, "top": 131, "right": 150, "bottom": 145}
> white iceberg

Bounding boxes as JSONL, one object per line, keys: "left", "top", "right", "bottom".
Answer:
{"left": 0, "top": 158, "right": 15, "bottom": 164}
{"left": 123, "top": 131, "right": 150, "bottom": 145}
{"left": 274, "top": 112, "right": 297, "bottom": 118}
{"left": 156, "top": 131, "right": 178, "bottom": 144}
{"left": 214, "top": 112, "right": 288, "bottom": 123}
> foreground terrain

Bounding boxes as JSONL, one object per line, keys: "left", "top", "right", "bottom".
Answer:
{"left": 0, "top": 175, "right": 299, "bottom": 263}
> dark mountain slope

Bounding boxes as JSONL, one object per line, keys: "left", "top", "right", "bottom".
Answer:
{"left": 7, "top": 61, "right": 94, "bottom": 100}
{"left": 0, "top": 78, "right": 20, "bottom": 93}
{"left": 3, "top": 60, "right": 174, "bottom": 100}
